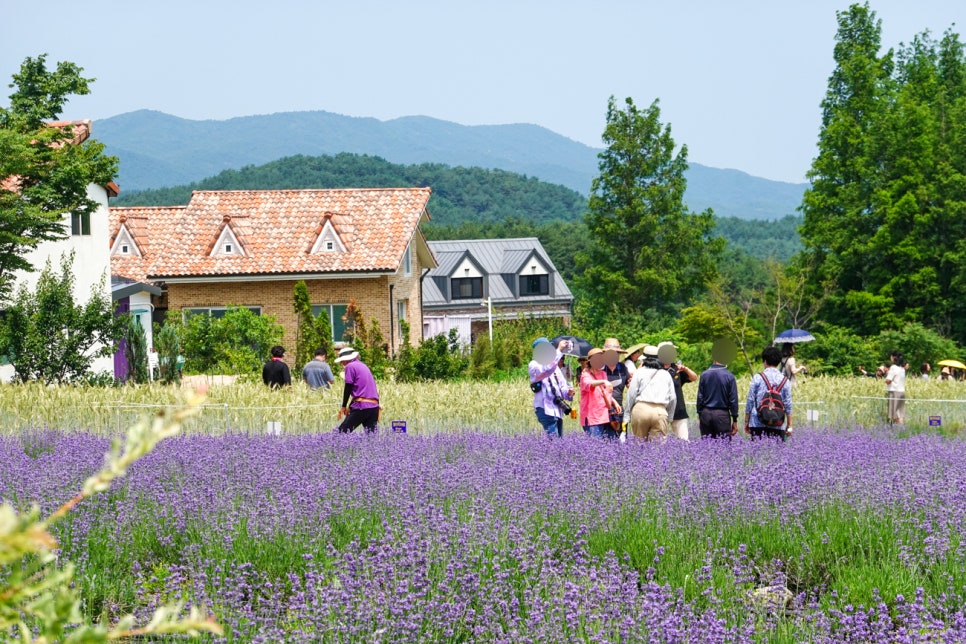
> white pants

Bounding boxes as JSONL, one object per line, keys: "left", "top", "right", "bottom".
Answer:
{"left": 671, "top": 418, "right": 689, "bottom": 441}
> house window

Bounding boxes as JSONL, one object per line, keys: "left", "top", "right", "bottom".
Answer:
{"left": 451, "top": 277, "right": 483, "bottom": 300}
{"left": 402, "top": 244, "right": 412, "bottom": 276}
{"left": 397, "top": 299, "right": 408, "bottom": 338}
{"left": 71, "top": 212, "right": 91, "bottom": 236}
{"left": 121, "top": 244, "right": 130, "bottom": 254}
{"left": 311, "top": 304, "right": 349, "bottom": 342}
{"left": 224, "top": 243, "right": 233, "bottom": 253}
{"left": 520, "top": 274, "right": 550, "bottom": 296}
{"left": 325, "top": 240, "right": 334, "bottom": 251}
{"left": 182, "top": 306, "right": 262, "bottom": 319}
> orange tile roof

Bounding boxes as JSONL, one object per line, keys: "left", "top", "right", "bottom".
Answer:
{"left": 109, "top": 188, "right": 432, "bottom": 280}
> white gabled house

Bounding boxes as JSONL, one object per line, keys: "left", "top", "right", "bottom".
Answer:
{"left": 0, "top": 120, "right": 121, "bottom": 382}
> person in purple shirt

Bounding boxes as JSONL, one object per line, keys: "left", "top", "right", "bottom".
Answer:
{"left": 745, "top": 345, "right": 794, "bottom": 441}
{"left": 335, "top": 346, "right": 380, "bottom": 433}
{"left": 528, "top": 337, "right": 574, "bottom": 438}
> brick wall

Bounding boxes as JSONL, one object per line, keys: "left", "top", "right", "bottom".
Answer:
{"left": 166, "top": 276, "right": 392, "bottom": 360}
{"left": 165, "top": 259, "right": 427, "bottom": 362}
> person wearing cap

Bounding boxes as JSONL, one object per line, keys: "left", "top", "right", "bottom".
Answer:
{"left": 601, "top": 338, "right": 631, "bottom": 430}
{"left": 262, "top": 345, "right": 292, "bottom": 389}
{"left": 335, "top": 346, "right": 380, "bottom": 433}
{"left": 580, "top": 348, "right": 622, "bottom": 438}
{"left": 528, "top": 337, "right": 574, "bottom": 438}
{"left": 696, "top": 353, "right": 739, "bottom": 439}
{"left": 659, "top": 341, "right": 697, "bottom": 441}
{"left": 623, "top": 345, "right": 676, "bottom": 442}
{"left": 624, "top": 343, "right": 646, "bottom": 376}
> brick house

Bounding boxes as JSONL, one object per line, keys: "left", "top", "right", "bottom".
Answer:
{"left": 109, "top": 188, "right": 437, "bottom": 359}
{"left": 423, "top": 238, "right": 573, "bottom": 343}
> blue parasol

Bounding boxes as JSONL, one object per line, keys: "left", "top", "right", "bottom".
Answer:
{"left": 775, "top": 328, "right": 816, "bottom": 343}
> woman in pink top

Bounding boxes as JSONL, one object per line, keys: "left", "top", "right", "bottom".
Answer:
{"left": 580, "top": 348, "right": 622, "bottom": 439}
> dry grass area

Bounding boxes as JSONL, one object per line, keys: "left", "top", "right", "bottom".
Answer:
{"left": 1, "top": 374, "right": 964, "bottom": 436}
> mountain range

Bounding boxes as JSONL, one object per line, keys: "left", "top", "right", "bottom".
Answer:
{"left": 95, "top": 109, "right": 808, "bottom": 220}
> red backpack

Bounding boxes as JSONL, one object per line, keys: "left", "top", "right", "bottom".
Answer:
{"left": 757, "top": 372, "right": 788, "bottom": 428}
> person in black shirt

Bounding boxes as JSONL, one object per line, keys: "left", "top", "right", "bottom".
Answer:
{"left": 658, "top": 341, "right": 697, "bottom": 441}
{"left": 696, "top": 358, "right": 738, "bottom": 439}
{"left": 262, "top": 345, "right": 292, "bottom": 389}
{"left": 601, "top": 338, "right": 631, "bottom": 437}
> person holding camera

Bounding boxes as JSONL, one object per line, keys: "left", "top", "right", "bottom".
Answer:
{"left": 528, "top": 337, "right": 575, "bottom": 438}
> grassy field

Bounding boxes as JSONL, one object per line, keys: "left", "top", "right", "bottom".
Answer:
{"left": 1, "top": 373, "right": 964, "bottom": 436}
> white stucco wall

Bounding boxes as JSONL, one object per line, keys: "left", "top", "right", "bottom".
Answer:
{"left": 2, "top": 183, "right": 115, "bottom": 381}
{"left": 128, "top": 291, "right": 155, "bottom": 351}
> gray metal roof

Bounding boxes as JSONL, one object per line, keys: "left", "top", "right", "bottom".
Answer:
{"left": 424, "top": 238, "right": 573, "bottom": 308}
{"left": 110, "top": 276, "right": 162, "bottom": 300}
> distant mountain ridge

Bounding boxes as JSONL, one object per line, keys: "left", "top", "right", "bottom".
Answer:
{"left": 95, "top": 109, "right": 807, "bottom": 220}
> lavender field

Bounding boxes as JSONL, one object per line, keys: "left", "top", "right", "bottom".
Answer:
{"left": 4, "top": 428, "right": 966, "bottom": 642}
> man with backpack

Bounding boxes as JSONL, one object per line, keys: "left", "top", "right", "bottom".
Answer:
{"left": 744, "top": 346, "right": 793, "bottom": 440}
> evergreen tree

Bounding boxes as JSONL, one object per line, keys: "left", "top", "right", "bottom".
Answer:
{"left": 123, "top": 316, "right": 149, "bottom": 384}
{"left": 800, "top": 3, "right": 896, "bottom": 333}
{"left": 575, "top": 97, "right": 722, "bottom": 328}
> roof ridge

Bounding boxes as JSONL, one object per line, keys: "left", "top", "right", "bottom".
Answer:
{"left": 189, "top": 187, "right": 431, "bottom": 195}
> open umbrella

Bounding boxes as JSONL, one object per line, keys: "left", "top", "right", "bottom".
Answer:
{"left": 550, "top": 335, "right": 593, "bottom": 358}
{"left": 775, "top": 328, "right": 816, "bottom": 344}
{"left": 937, "top": 359, "right": 966, "bottom": 370}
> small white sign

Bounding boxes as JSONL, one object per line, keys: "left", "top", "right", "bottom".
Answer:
{"left": 807, "top": 409, "right": 820, "bottom": 422}
{"left": 267, "top": 421, "right": 282, "bottom": 436}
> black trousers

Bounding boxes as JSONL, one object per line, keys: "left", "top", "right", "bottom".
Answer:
{"left": 749, "top": 426, "right": 787, "bottom": 441}
{"left": 699, "top": 408, "right": 733, "bottom": 439}
{"left": 338, "top": 407, "right": 379, "bottom": 433}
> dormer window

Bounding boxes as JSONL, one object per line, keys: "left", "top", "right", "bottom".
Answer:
{"left": 310, "top": 219, "right": 347, "bottom": 254}
{"left": 211, "top": 224, "right": 245, "bottom": 257}
{"left": 111, "top": 224, "right": 141, "bottom": 257}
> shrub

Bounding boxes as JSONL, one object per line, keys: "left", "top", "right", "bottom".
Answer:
{"left": 0, "top": 252, "right": 124, "bottom": 384}
{"left": 179, "top": 308, "right": 283, "bottom": 375}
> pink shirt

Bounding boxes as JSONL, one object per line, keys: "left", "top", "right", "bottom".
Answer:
{"left": 580, "top": 369, "right": 614, "bottom": 426}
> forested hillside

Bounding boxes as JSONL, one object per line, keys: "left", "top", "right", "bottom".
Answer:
{"left": 112, "top": 153, "right": 587, "bottom": 225}
{"left": 114, "top": 152, "right": 802, "bottom": 277}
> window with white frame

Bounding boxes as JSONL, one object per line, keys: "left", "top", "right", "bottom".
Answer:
{"left": 397, "top": 299, "right": 408, "bottom": 338}
{"left": 402, "top": 243, "right": 412, "bottom": 276}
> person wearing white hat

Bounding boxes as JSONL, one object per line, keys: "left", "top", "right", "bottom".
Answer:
{"left": 335, "top": 346, "right": 380, "bottom": 433}
{"left": 623, "top": 345, "right": 676, "bottom": 442}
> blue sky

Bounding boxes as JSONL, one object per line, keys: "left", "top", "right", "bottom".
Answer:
{"left": 3, "top": 1, "right": 965, "bottom": 183}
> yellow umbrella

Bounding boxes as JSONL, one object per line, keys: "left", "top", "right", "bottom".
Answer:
{"left": 937, "top": 359, "right": 966, "bottom": 370}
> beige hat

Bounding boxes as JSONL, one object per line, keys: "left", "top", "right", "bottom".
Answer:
{"left": 587, "top": 347, "right": 605, "bottom": 359}
{"left": 642, "top": 345, "right": 659, "bottom": 357}
{"left": 625, "top": 343, "right": 646, "bottom": 356}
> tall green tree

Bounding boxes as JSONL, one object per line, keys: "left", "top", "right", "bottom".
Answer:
{"left": 575, "top": 97, "right": 722, "bottom": 328}
{"left": 801, "top": 4, "right": 966, "bottom": 344}
{"left": 0, "top": 55, "right": 118, "bottom": 300}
